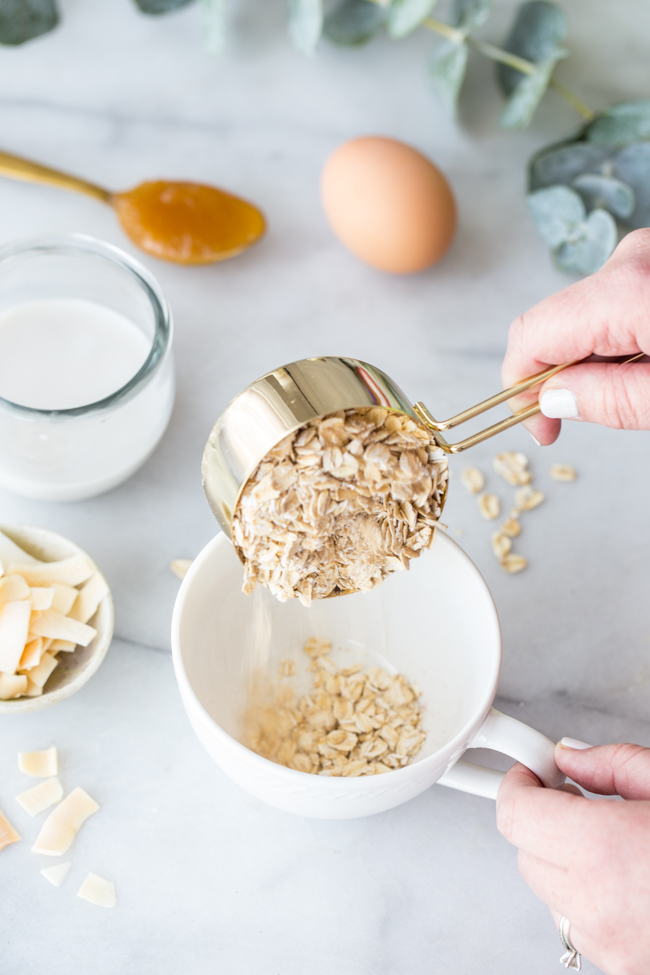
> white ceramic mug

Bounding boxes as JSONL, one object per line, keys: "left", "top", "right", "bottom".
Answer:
{"left": 172, "top": 531, "right": 565, "bottom": 819}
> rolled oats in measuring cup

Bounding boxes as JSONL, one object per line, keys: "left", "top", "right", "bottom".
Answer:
{"left": 202, "top": 355, "right": 581, "bottom": 605}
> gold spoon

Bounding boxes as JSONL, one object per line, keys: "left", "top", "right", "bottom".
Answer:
{"left": 0, "top": 149, "right": 266, "bottom": 265}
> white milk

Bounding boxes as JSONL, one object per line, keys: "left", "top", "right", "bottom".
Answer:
{"left": 0, "top": 299, "right": 150, "bottom": 410}
{"left": 0, "top": 298, "right": 174, "bottom": 501}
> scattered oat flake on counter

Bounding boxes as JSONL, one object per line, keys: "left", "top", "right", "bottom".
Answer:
{"left": 551, "top": 463, "right": 577, "bottom": 482}
{"left": 279, "top": 659, "right": 296, "bottom": 677}
{"left": 500, "top": 553, "right": 528, "bottom": 574}
{"left": 460, "top": 466, "right": 484, "bottom": 494}
{"left": 515, "top": 486, "right": 545, "bottom": 511}
{"left": 19, "top": 746, "right": 57, "bottom": 777}
{"left": 0, "top": 807, "right": 21, "bottom": 851}
{"left": 491, "top": 532, "right": 512, "bottom": 559}
{"left": 478, "top": 493, "right": 500, "bottom": 520}
{"left": 41, "top": 861, "right": 71, "bottom": 887}
{"left": 32, "top": 787, "right": 99, "bottom": 856}
{"left": 16, "top": 777, "right": 63, "bottom": 817}
{"left": 170, "top": 559, "right": 193, "bottom": 580}
{"left": 77, "top": 872, "right": 116, "bottom": 908}
{"left": 493, "top": 452, "right": 531, "bottom": 486}
{"left": 500, "top": 516, "right": 521, "bottom": 538}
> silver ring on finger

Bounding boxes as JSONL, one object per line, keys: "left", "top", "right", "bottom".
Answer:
{"left": 559, "top": 916, "right": 582, "bottom": 970}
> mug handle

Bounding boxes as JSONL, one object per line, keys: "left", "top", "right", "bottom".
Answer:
{"left": 437, "top": 708, "right": 566, "bottom": 800}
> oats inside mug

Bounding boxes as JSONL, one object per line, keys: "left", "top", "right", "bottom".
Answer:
{"left": 243, "top": 637, "right": 426, "bottom": 776}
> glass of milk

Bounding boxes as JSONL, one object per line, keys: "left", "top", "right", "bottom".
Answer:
{"left": 0, "top": 235, "right": 175, "bottom": 501}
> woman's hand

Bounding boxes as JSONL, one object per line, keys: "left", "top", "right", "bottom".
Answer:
{"left": 502, "top": 228, "right": 650, "bottom": 445}
{"left": 497, "top": 740, "right": 650, "bottom": 975}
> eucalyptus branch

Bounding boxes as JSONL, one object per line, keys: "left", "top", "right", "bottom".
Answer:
{"left": 422, "top": 15, "right": 594, "bottom": 122}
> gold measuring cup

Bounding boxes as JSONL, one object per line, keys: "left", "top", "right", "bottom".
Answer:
{"left": 202, "top": 354, "right": 578, "bottom": 542}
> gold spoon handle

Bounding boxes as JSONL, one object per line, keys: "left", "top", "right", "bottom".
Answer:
{"left": 0, "top": 149, "right": 111, "bottom": 204}
{"left": 413, "top": 353, "right": 645, "bottom": 453}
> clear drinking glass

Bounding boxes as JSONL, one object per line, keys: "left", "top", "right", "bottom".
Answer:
{"left": 0, "top": 235, "right": 175, "bottom": 501}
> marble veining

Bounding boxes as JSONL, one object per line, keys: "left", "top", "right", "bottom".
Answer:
{"left": 0, "top": 2, "right": 648, "bottom": 971}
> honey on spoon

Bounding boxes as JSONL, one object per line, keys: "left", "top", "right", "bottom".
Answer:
{"left": 0, "top": 150, "right": 266, "bottom": 265}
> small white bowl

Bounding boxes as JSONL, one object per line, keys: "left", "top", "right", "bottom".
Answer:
{"left": 0, "top": 525, "right": 114, "bottom": 714}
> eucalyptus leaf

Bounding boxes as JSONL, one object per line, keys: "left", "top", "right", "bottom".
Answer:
{"left": 585, "top": 101, "right": 650, "bottom": 147}
{"left": 133, "top": 0, "right": 194, "bottom": 12}
{"left": 429, "top": 39, "right": 468, "bottom": 117}
{"left": 323, "top": 0, "right": 385, "bottom": 46}
{"left": 288, "top": 0, "right": 323, "bottom": 54}
{"left": 499, "top": 53, "right": 563, "bottom": 129}
{"left": 554, "top": 208, "right": 617, "bottom": 275}
{"left": 0, "top": 0, "right": 58, "bottom": 44}
{"left": 450, "top": 0, "right": 491, "bottom": 33}
{"left": 529, "top": 142, "right": 612, "bottom": 191}
{"left": 613, "top": 142, "right": 650, "bottom": 229}
{"left": 497, "top": 0, "right": 566, "bottom": 97}
{"left": 527, "top": 185, "right": 584, "bottom": 249}
{"left": 202, "top": 0, "right": 226, "bottom": 54}
{"left": 571, "top": 173, "right": 635, "bottom": 220}
{"left": 386, "top": 0, "right": 437, "bottom": 40}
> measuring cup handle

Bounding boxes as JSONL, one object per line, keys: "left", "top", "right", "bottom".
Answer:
{"left": 437, "top": 708, "right": 565, "bottom": 800}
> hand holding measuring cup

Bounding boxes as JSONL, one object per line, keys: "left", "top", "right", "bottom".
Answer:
{"left": 503, "top": 228, "right": 650, "bottom": 445}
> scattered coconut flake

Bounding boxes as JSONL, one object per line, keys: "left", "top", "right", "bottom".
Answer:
{"left": 0, "top": 600, "right": 32, "bottom": 674}
{"left": 29, "top": 587, "right": 55, "bottom": 611}
{"left": 500, "top": 553, "right": 528, "bottom": 574}
{"left": 0, "top": 673, "right": 28, "bottom": 699}
{"left": 28, "top": 610, "right": 96, "bottom": 647}
{"left": 8, "top": 555, "right": 93, "bottom": 588}
{"left": 0, "top": 807, "right": 21, "bottom": 851}
{"left": 41, "top": 861, "right": 71, "bottom": 887}
{"left": 478, "top": 493, "right": 500, "bottom": 520}
{"left": 515, "top": 486, "right": 545, "bottom": 511}
{"left": 18, "top": 637, "right": 44, "bottom": 671}
{"left": 50, "top": 584, "right": 80, "bottom": 617}
{"left": 460, "top": 467, "right": 484, "bottom": 494}
{"left": 18, "top": 746, "right": 57, "bottom": 777}
{"left": 551, "top": 463, "right": 577, "bottom": 482}
{"left": 49, "top": 639, "right": 76, "bottom": 653}
{"left": 16, "top": 777, "right": 63, "bottom": 817}
{"left": 77, "top": 872, "right": 116, "bottom": 908}
{"left": 0, "top": 574, "right": 30, "bottom": 605}
{"left": 170, "top": 559, "right": 193, "bottom": 580}
{"left": 22, "top": 651, "right": 58, "bottom": 690}
{"left": 32, "top": 787, "right": 98, "bottom": 856}
{"left": 491, "top": 532, "right": 512, "bottom": 559}
{"left": 68, "top": 572, "right": 109, "bottom": 624}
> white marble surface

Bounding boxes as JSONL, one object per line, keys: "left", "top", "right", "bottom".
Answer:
{"left": 1, "top": 1, "right": 649, "bottom": 972}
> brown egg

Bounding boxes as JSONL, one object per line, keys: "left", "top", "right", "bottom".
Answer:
{"left": 321, "top": 136, "right": 456, "bottom": 274}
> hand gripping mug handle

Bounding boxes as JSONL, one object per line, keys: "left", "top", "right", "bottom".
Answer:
{"left": 437, "top": 708, "right": 566, "bottom": 800}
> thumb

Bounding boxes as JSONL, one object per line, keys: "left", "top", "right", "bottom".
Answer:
{"left": 554, "top": 740, "right": 650, "bottom": 799}
{"left": 539, "top": 360, "right": 650, "bottom": 430}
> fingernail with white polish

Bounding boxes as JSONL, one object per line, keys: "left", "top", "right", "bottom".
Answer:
{"left": 527, "top": 430, "right": 542, "bottom": 446}
{"left": 540, "top": 389, "right": 579, "bottom": 419}
{"left": 560, "top": 737, "right": 592, "bottom": 750}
